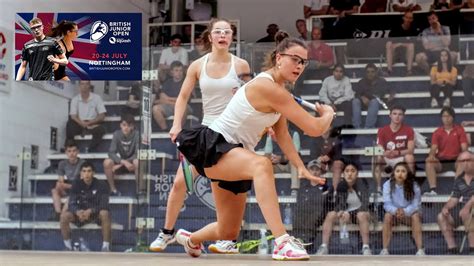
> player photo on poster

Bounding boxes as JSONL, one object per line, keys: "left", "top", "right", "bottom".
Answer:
{"left": 0, "top": 26, "right": 12, "bottom": 93}
{"left": 15, "top": 13, "right": 142, "bottom": 81}
{"left": 8, "top": 166, "right": 18, "bottom": 191}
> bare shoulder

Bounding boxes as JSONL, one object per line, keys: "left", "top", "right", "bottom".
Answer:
{"left": 187, "top": 57, "right": 203, "bottom": 79}
{"left": 234, "top": 56, "right": 250, "bottom": 73}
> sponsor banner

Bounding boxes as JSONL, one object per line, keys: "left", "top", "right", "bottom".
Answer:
{"left": 15, "top": 13, "right": 141, "bottom": 80}
{"left": 0, "top": 26, "right": 12, "bottom": 93}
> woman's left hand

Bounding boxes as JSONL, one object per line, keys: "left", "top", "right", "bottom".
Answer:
{"left": 298, "top": 166, "right": 326, "bottom": 185}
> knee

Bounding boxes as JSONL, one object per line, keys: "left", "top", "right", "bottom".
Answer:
{"left": 99, "top": 210, "right": 110, "bottom": 220}
{"left": 385, "top": 42, "right": 392, "bottom": 50}
{"left": 325, "top": 211, "right": 337, "bottom": 222}
{"left": 103, "top": 159, "right": 114, "bottom": 168}
{"left": 152, "top": 105, "right": 162, "bottom": 114}
{"left": 404, "top": 154, "right": 414, "bottom": 163}
{"left": 333, "top": 160, "right": 344, "bottom": 170}
{"left": 411, "top": 212, "right": 421, "bottom": 222}
{"left": 383, "top": 213, "right": 393, "bottom": 223}
{"left": 172, "top": 172, "right": 186, "bottom": 192}
{"left": 60, "top": 212, "right": 72, "bottom": 224}
{"left": 357, "top": 212, "right": 369, "bottom": 222}
{"left": 253, "top": 156, "right": 273, "bottom": 173}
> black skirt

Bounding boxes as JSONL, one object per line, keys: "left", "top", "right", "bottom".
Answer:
{"left": 176, "top": 126, "right": 252, "bottom": 195}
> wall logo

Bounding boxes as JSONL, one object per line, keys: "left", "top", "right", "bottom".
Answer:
{"left": 194, "top": 175, "right": 215, "bottom": 210}
{"left": 0, "top": 32, "right": 6, "bottom": 59}
{"left": 90, "top": 21, "right": 108, "bottom": 43}
{"left": 353, "top": 28, "right": 391, "bottom": 39}
{"left": 109, "top": 37, "right": 116, "bottom": 44}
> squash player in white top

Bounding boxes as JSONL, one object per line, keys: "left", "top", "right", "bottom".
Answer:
{"left": 149, "top": 18, "right": 251, "bottom": 254}
{"left": 174, "top": 32, "right": 335, "bottom": 260}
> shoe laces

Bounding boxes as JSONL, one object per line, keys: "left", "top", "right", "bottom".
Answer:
{"left": 287, "top": 236, "right": 305, "bottom": 250}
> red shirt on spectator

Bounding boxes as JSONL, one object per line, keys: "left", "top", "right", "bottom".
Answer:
{"left": 308, "top": 42, "right": 334, "bottom": 64}
{"left": 432, "top": 125, "right": 468, "bottom": 160}
{"left": 377, "top": 124, "right": 414, "bottom": 151}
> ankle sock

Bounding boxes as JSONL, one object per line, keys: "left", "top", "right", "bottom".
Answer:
{"left": 64, "top": 239, "right": 72, "bottom": 250}
{"left": 275, "top": 234, "right": 290, "bottom": 246}
{"left": 162, "top": 228, "right": 175, "bottom": 235}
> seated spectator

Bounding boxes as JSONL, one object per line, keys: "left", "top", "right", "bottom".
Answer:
{"left": 304, "top": 0, "right": 330, "bottom": 18}
{"left": 380, "top": 162, "right": 424, "bottom": 256}
{"left": 307, "top": 27, "right": 335, "bottom": 79}
{"left": 124, "top": 81, "right": 142, "bottom": 116}
{"left": 309, "top": 126, "right": 344, "bottom": 191}
{"left": 462, "top": 0, "right": 474, "bottom": 8}
{"left": 319, "top": 64, "right": 355, "bottom": 127}
{"left": 375, "top": 105, "right": 415, "bottom": 195}
{"left": 416, "top": 12, "right": 456, "bottom": 73}
{"left": 153, "top": 61, "right": 186, "bottom": 130}
{"left": 256, "top": 23, "right": 279, "bottom": 43}
{"left": 462, "top": 65, "right": 474, "bottom": 108}
{"left": 188, "top": 35, "right": 208, "bottom": 63}
{"left": 430, "top": 0, "right": 450, "bottom": 10}
{"left": 430, "top": 49, "right": 457, "bottom": 108}
{"left": 60, "top": 162, "right": 111, "bottom": 251}
{"left": 425, "top": 107, "right": 469, "bottom": 195}
{"left": 65, "top": 81, "right": 106, "bottom": 152}
{"left": 352, "top": 63, "right": 394, "bottom": 129}
{"left": 158, "top": 34, "right": 188, "bottom": 82}
{"left": 295, "top": 19, "right": 308, "bottom": 41}
{"left": 50, "top": 140, "right": 85, "bottom": 220}
{"left": 386, "top": 11, "right": 419, "bottom": 76}
{"left": 328, "top": 0, "right": 360, "bottom": 16}
{"left": 437, "top": 151, "right": 474, "bottom": 255}
{"left": 316, "top": 162, "right": 372, "bottom": 255}
{"left": 360, "top": 0, "right": 388, "bottom": 13}
{"left": 263, "top": 129, "right": 300, "bottom": 196}
{"left": 103, "top": 114, "right": 140, "bottom": 196}
{"left": 461, "top": 120, "right": 474, "bottom": 146}
{"left": 392, "top": 0, "right": 422, "bottom": 11}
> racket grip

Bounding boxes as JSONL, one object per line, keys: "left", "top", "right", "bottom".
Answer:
{"left": 293, "top": 95, "right": 316, "bottom": 110}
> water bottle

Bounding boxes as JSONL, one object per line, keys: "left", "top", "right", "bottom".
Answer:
{"left": 339, "top": 221, "right": 350, "bottom": 244}
{"left": 284, "top": 203, "right": 292, "bottom": 225}
{"left": 292, "top": 131, "right": 301, "bottom": 152}
{"left": 79, "top": 237, "right": 90, "bottom": 252}
{"left": 258, "top": 228, "right": 269, "bottom": 255}
{"left": 264, "top": 135, "right": 273, "bottom": 156}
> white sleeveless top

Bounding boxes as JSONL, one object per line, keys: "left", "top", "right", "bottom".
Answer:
{"left": 199, "top": 53, "right": 241, "bottom": 126}
{"left": 209, "top": 72, "right": 281, "bottom": 151}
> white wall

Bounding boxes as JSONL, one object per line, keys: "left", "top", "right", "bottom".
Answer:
{"left": 218, "top": 0, "right": 304, "bottom": 42}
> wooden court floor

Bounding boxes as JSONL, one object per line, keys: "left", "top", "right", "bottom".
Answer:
{"left": 0, "top": 250, "right": 472, "bottom": 266}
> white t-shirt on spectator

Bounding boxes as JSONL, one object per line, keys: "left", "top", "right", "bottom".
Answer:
{"left": 70, "top": 93, "right": 106, "bottom": 121}
{"left": 304, "top": 0, "right": 329, "bottom": 10}
{"left": 392, "top": 0, "right": 417, "bottom": 7}
{"left": 159, "top": 47, "right": 189, "bottom": 67}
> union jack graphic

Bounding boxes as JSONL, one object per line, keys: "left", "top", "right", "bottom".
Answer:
{"left": 15, "top": 13, "right": 98, "bottom": 80}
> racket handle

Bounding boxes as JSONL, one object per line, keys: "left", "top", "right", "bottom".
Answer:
{"left": 293, "top": 95, "right": 316, "bottom": 110}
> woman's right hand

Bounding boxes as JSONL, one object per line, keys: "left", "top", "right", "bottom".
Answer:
{"left": 169, "top": 124, "right": 182, "bottom": 143}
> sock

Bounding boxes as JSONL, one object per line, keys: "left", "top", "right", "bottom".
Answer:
{"left": 64, "top": 239, "right": 72, "bottom": 250}
{"left": 362, "top": 244, "right": 369, "bottom": 249}
{"left": 320, "top": 243, "right": 327, "bottom": 247}
{"left": 162, "top": 228, "right": 175, "bottom": 235}
{"left": 102, "top": 241, "right": 110, "bottom": 249}
{"left": 430, "top": 187, "right": 437, "bottom": 192}
{"left": 275, "top": 234, "right": 290, "bottom": 246}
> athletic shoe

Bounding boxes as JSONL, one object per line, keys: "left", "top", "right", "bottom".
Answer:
{"left": 379, "top": 248, "right": 389, "bottom": 255}
{"left": 431, "top": 98, "right": 438, "bottom": 108}
{"left": 423, "top": 190, "right": 438, "bottom": 196}
{"left": 362, "top": 246, "right": 372, "bottom": 255}
{"left": 443, "top": 98, "right": 451, "bottom": 107}
{"left": 272, "top": 236, "right": 310, "bottom": 260}
{"left": 149, "top": 231, "right": 176, "bottom": 252}
{"left": 416, "top": 249, "right": 426, "bottom": 256}
{"left": 463, "top": 103, "right": 473, "bottom": 108}
{"left": 315, "top": 244, "right": 328, "bottom": 255}
{"left": 101, "top": 246, "right": 110, "bottom": 252}
{"left": 208, "top": 240, "right": 239, "bottom": 254}
{"left": 175, "top": 229, "right": 202, "bottom": 257}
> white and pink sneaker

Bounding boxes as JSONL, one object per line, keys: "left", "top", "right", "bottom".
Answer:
{"left": 272, "top": 236, "right": 310, "bottom": 261}
{"left": 175, "top": 229, "right": 203, "bottom": 258}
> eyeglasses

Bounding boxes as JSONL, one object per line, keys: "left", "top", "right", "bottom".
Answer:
{"left": 30, "top": 24, "right": 43, "bottom": 31}
{"left": 211, "top": 29, "right": 233, "bottom": 36}
{"left": 279, "top": 53, "right": 309, "bottom": 67}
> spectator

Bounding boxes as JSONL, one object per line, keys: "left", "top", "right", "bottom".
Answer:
{"left": 59, "top": 162, "right": 111, "bottom": 251}
{"left": 316, "top": 162, "right": 372, "bottom": 255}
{"left": 425, "top": 107, "right": 469, "bottom": 195}
{"left": 462, "top": 65, "right": 474, "bottom": 108}
{"left": 375, "top": 105, "right": 415, "bottom": 195}
{"left": 430, "top": 49, "right": 457, "bottom": 108}
{"left": 360, "top": 0, "right": 388, "bottom": 13}
{"left": 328, "top": 0, "right": 360, "bottom": 16}
{"left": 158, "top": 34, "right": 188, "bottom": 81}
{"left": 295, "top": 19, "right": 308, "bottom": 41}
{"left": 430, "top": 0, "right": 450, "bottom": 10}
{"left": 124, "top": 81, "right": 142, "bottom": 116}
{"left": 319, "top": 64, "right": 355, "bottom": 127}
{"left": 307, "top": 27, "right": 335, "bottom": 78}
{"left": 392, "top": 0, "right": 422, "bottom": 11}
{"left": 66, "top": 81, "right": 106, "bottom": 152}
{"left": 50, "top": 140, "right": 85, "bottom": 220}
{"left": 153, "top": 61, "right": 186, "bottom": 130}
{"left": 415, "top": 12, "right": 456, "bottom": 73}
{"left": 103, "top": 114, "right": 140, "bottom": 196}
{"left": 437, "top": 151, "right": 474, "bottom": 255}
{"left": 189, "top": 35, "right": 208, "bottom": 63}
{"left": 450, "top": 0, "right": 465, "bottom": 9}
{"left": 309, "top": 126, "right": 344, "bottom": 191}
{"left": 462, "top": 0, "right": 474, "bottom": 8}
{"left": 352, "top": 63, "right": 394, "bottom": 129}
{"left": 256, "top": 23, "right": 279, "bottom": 43}
{"left": 386, "top": 11, "right": 419, "bottom": 76}
{"left": 304, "top": 0, "right": 330, "bottom": 18}
{"left": 380, "top": 162, "right": 424, "bottom": 256}
{"left": 461, "top": 120, "right": 474, "bottom": 146}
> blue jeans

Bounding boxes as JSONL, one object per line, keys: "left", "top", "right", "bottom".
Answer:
{"left": 352, "top": 98, "right": 380, "bottom": 128}
{"left": 463, "top": 77, "right": 473, "bottom": 104}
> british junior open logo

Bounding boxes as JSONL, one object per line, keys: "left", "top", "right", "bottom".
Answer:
{"left": 194, "top": 175, "right": 215, "bottom": 211}
{"left": 90, "top": 21, "right": 108, "bottom": 43}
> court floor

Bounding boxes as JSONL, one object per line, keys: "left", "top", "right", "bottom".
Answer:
{"left": 0, "top": 251, "right": 472, "bottom": 266}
